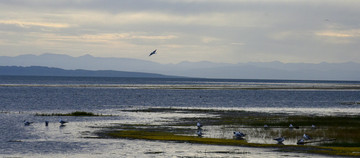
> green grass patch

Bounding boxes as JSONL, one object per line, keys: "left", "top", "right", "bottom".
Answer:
{"left": 104, "top": 129, "right": 360, "bottom": 157}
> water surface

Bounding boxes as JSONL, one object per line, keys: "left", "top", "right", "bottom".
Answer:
{"left": 1, "top": 76, "right": 359, "bottom": 157}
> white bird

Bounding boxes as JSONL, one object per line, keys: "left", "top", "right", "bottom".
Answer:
{"left": 289, "top": 124, "right": 294, "bottom": 128}
{"left": 197, "top": 130, "right": 203, "bottom": 137}
{"left": 59, "top": 119, "right": 68, "bottom": 125}
{"left": 196, "top": 122, "right": 203, "bottom": 128}
{"left": 273, "top": 137, "right": 285, "bottom": 143}
{"left": 149, "top": 49, "right": 157, "bottom": 56}
{"left": 311, "top": 124, "right": 316, "bottom": 129}
{"left": 297, "top": 138, "right": 305, "bottom": 145}
{"left": 303, "top": 133, "right": 312, "bottom": 140}
{"left": 24, "top": 120, "right": 33, "bottom": 126}
{"left": 233, "top": 131, "right": 246, "bottom": 138}
{"left": 264, "top": 124, "right": 269, "bottom": 128}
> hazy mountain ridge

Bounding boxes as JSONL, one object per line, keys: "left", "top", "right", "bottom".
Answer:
{"left": 0, "top": 66, "right": 176, "bottom": 78}
{"left": 1, "top": 53, "right": 360, "bottom": 80}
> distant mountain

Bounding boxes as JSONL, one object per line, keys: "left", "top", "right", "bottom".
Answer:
{"left": 1, "top": 53, "right": 360, "bottom": 80}
{"left": 0, "top": 66, "right": 177, "bottom": 78}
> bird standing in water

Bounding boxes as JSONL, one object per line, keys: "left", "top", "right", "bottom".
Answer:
{"left": 24, "top": 120, "right": 33, "bottom": 126}
{"left": 59, "top": 119, "right": 68, "bottom": 125}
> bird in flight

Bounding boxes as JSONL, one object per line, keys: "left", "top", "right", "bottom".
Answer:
{"left": 149, "top": 49, "right": 157, "bottom": 56}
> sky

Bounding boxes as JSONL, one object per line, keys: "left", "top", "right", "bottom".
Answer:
{"left": 0, "top": 0, "right": 359, "bottom": 64}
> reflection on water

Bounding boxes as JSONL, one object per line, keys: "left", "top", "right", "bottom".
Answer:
{"left": 0, "top": 109, "right": 333, "bottom": 158}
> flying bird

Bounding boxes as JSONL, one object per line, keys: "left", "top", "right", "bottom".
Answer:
{"left": 149, "top": 49, "right": 157, "bottom": 56}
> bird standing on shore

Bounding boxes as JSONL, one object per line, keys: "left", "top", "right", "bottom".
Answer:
{"left": 297, "top": 138, "right": 305, "bottom": 144}
{"left": 303, "top": 133, "right": 312, "bottom": 140}
{"left": 197, "top": 130, "right": 203, "bottom": 137}
{"left": 233, "top": 131, "right": 246, "bottom": 139}
{"left": 273, "top": 137, "right": 285, "bottom": 143}
{"left": 197, "top": 122, "right": 202, "bottom": 128}
{"left": 289, "top": 124, "right": 294, "bottom": 128}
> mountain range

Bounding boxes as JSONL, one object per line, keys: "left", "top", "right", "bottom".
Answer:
{"left": 1, "top": 53, "right": 360, "bottom": 80}
{"left": 0, "top": 66, "right": 176, "bottom": 78}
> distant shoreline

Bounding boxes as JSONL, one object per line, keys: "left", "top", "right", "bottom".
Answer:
{"left": 0, "top": 66, "right": 180, "bottom": 78}
{"left": 1, "top": 74, "right": 360, "bottom": 84}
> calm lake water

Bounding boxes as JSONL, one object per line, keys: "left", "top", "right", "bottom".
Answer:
{"left": 1, "top": 76, "right": 359, "bottom": 157}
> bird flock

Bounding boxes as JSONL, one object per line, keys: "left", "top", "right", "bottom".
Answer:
{"left": 24, "top": 119, "right": 317, "bottom": 145}
{"left": 23, "top": 118, "right": 68, "bottom": 127}
{"left": 196, "top": 122, "right": 317, "bottom": 145}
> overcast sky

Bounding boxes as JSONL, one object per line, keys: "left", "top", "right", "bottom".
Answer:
{"left": 0, "top": 0, "right": 359, "bottom": 64}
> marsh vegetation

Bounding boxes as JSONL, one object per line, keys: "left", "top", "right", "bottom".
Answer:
{"left": 98, "top": 107, "right": 360, "bottom": 157}
{"left": 35, "top": 111, "right": 110, "bottom": 116}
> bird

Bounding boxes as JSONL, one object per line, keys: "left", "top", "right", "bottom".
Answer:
{"left": 303, "top": 133, "right": 312, "bottom": 140}
{"left": 289, "top": 124, "right": 294, "bottom": 128}
{"left": 24, "top": 120, "right": 33, "bottom": 126}
{"left": 273, "top": 137, "right": 285, "bottom": 143}
{"left": 59, "top": 119, "right": 68, "bottom": 125}
{"left": 311, "top": 124, "right": 316, "bottom": 129}
{"left": 233, "top": 131, "right": 246, "bottom": 139}
{"left": 149, "top": 49, "right": 157, "bottom": 56}
{"left": 196, "top": 122, "right": 203, "bottom": 128}
{"left": 264, "top": 124, "right": 269, "bottom": 129}
{"left": 45, "top": 121, "right": 49, "bottom": 126}
{"left": 297, "top": 138, "right": 305, "bottom": 145}
{"left": 197, "top": 130, "right": 203, "bottom": 137}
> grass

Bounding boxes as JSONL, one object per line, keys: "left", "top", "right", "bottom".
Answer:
{"left": 35, "top": 111, "right": 110, "bottom": 116}
{"left": 104, "top": 129, "right": 360, "bottom": 157}
{"left": 96, "top": 107, "right": 360, "bottom": 157}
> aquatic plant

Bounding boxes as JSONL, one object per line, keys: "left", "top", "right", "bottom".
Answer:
{"left": 35, "top": 111, "right": 110, "bottom": 116}
{"left": 103, "top": 129, "right": 360, "bottom": 157}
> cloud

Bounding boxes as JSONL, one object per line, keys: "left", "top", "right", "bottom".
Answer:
{"left": 23, "top": 32, "right": 177, "bottom": 45}
{"left": 314, "top": 29, "right": 360, "bottom": 44}
{"left": 1, "top": 0, "right": 360, "bottom": 64}
{"left": 316, "top": 31, "right": 358, "bottom": 38}
{"left": 0, "top": 20, "right": 70, "bottom": 28}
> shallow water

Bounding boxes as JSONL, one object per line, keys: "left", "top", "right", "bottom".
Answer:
{"left": 0, "top": 110, "right": 332, "bottom": 158}
{"left": 1, "top": 76, "right": 359, "bottom": 157}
